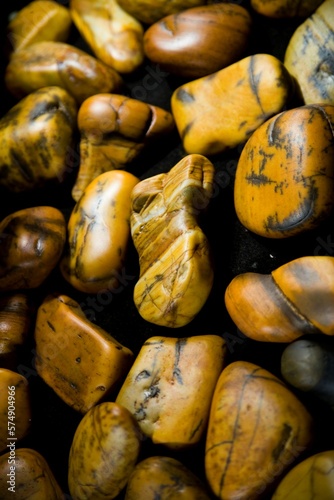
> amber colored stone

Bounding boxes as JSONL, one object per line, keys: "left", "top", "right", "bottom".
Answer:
{"left": 0, "top": 207, "right": 66, "bottom": 292}
{"left": 144, "top": 3, "right": 252, "bottom": 79}
{"left": 72, "top": 93, "right": 175, "bottom": 201}
{"left": 0, "top": 448, "right": 63, "bottom": 500}
{"left": 5, "top": 41, "right": 123, "bottom": 103}
{"left": 272, "top": 450, "right": 334, "bottom": 499}
{"left": 70, "top": 0, "right": 144, "bottom": 74}
{"left": 0, "top": 293, "right": 31, "bottom": 368}
{"left": 34, "top": 294, "right": 134, "bottom": 413}
{"left": 284, "top": 0, "right": 334, "bottom": 105}
{"left": 251, "top": 0, "right": 323, "bottom": 18}
{"left": 116, "top": 335, "right": 226, "bottom": 448}
{"left": 0, "top": 87, "right": 77, "bottom": 192}
{"left": 61, "top": 170, "right": 140, "bottom": 293}
{"left": 234, "top": 104, "right": 334, "bottom": 238}
{"left": 68, "top": 402, "right": 142, "bottom": 499}
{"left": 130, "top": 154, "right": 214, "bottom": 328}
{"left": 225, "top": 256, "right": 334, "bottom": 343}
{"left": 117, "top": 0, "right": 206, "bottom": 25}
{"left": 7, "top": 0, "right": 72, "bottom": 52}
{"left": 0, "top": 369, "right": 31, "bottom": 453}
{"left": 171, "top": 53, "right": 294, "bottom": 155}
{"left": 125, "top": 456, "right": 212, "bottom": 499}
{"left": 205, "top": 361, "right": 313, "bottom": 500}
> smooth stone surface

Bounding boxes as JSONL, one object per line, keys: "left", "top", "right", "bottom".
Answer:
{"left": 34, "top": 294, "right": 134, "bottom": 413}
{"left": 171, "top": 53, "right": 294, "bottom": 155}
{"left": 0, "top": 206, "right": 66, "bottom": 291}
{"left": 234, "top": 104, "right": 334, "bottom": 238}
{"left": 72, "top": 93, "right": 174, "bottom": 201}
{"left": 5, "top": 41, "right": 123, "bottom": 103}
{"left": 70, "top": 0, "right": 144, "bottom": 74}
{"left": 144, "top": 3, "right": 252, "bottom": 79}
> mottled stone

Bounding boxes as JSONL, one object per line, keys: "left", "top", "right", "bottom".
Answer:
{"left": 171, "top": 54, "right": 294, "bottom": 155}
{"left": 130, "top": 154, "right": 214, "bottom": 328}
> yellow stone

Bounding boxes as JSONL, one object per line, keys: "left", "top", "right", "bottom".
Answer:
{"left": 72, "top": 93, "right": 174, "bottom": 201}
{"left": 234, "top": 104, "right": 334, "bottom": 238}
{"left": 34, "top": 293, "right": 134, "bottom": 413}
{"left": 0, "top": 369, "right": 31, "bottom": 453}
{"left": 116, "top": 335, "right": 226, "bottom": 449}
{"left": 130, "top": 154, "right": 214, "bottom": 327}
{"left": 284, "top": 0, "right": 334, "bottom": 105}
{"left": 171, "top": 53, "right": 294, "bottom": 156}
{"left": 7, "top": 0, "right": 72, "bottom": 52}
{"left": 272, "top": 450, "right": 334, "bottom": 499}
{"left": 205, "top": 361, "right": 314, "bottom": 499}
{"left": 70, "top": 0, "right": 144, "bottom": 74}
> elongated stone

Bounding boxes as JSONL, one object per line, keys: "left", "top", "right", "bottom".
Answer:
{"left": 205, "top": 361, "right": 313, "bottom": 499}
{"left": 5, "top": 41, "right": 123, "bottom": 103}
{"left": 130, "top": 154, "right": 214, "bottom": 327}
{"left": 7, "top": 0, "right": 72, "bottom": 52}
{"left": 61, "top": 170, "right": 139, "bottom": 293}
{"left": 144, "top": 3, "right": 252, "bottom": 79}
{"left": 70, "top": 0, "right": 144, "bottom": 74}
{"left": 171, "top": 54, "right": 294, "bottom": 155}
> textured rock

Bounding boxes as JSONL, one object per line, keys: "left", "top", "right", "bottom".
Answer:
{"left": 130, "top": 154, "right": 214, "bottom": 327}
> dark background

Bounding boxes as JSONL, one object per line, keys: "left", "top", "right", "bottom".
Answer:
{"left": 1, "top": 1, "right": 334, "bottom": 498}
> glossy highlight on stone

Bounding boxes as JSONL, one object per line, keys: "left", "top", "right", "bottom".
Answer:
{"left": 5, "top": 41, "right": 123, "bottom": 103}
{"left": 7, "top": 0, "right": 72, "bottom": 52}
{"left": 144, "top": 3, "right": 252, "bottom": 79}
{"left": 234, "top": 104, "right": 334, "bottom": 238}
{"left": 70, "top": 0, "right": 144, "bottom": 74}
{"left": 72, "top": 93, "right": 174, "bottom": 201}
{"left": 61, "top": 170, "right": 139, "bottom": 293}
{"left": 225, "top": 256, "right": 334, "bottom": 342}
{"left": 0, "top": 206, "right": 66, "bottom": 292}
